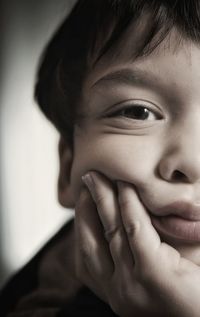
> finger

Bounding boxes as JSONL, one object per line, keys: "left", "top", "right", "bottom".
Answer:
{"left": 82, "top": 172, "right": 134, "bottom": 271}
{"left": 82, "top": 172, "right": 121, "bottom": 234}
{"left": 117, "top": 181, "right": 161, "bottom": 269}
{"left": 75, "top": 186, "right": 113, "bottom": 280}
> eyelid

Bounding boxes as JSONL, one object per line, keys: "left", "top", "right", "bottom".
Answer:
{"left": 104, "top": 99, "right": 163, "bottom": 119}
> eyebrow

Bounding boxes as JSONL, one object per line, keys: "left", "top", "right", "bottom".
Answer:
{"left": 92, "top": 68, "right": 165, "bottom": 93}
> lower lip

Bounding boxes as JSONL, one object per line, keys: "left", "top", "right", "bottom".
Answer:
{"left": 151, "top": 215, "right": 200, "bottom": 242}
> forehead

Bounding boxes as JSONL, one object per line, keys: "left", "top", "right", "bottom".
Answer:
{"left": 81, "top": 29, "right": 200, "bottom": 115}
{"left": 85, "top": 28, "right": 197, "bottom": 89}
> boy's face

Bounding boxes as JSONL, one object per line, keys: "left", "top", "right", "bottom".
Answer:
{"left": 60, "top": 29, "right": 200, "bottom": 263}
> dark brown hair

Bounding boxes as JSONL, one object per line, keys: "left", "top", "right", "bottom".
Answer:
{"left": 34, "top": 0, "right": 200, "bottom": 146}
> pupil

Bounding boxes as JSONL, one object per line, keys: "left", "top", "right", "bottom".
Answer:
{"left": 125, "top": 106, "right": 149, "bottom": 119}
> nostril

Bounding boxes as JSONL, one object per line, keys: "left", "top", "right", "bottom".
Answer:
{"left": 172, "top": 170, "right": 188, "bottom": 183}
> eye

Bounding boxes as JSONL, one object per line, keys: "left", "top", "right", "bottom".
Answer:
{"left": 111, "top": 104, "right": 161, "bottom": 121}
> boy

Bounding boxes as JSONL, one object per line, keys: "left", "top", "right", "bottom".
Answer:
{"left": 2, "top": 0, "right": 200, "bottom": 315}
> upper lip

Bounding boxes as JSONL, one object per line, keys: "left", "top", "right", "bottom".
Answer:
{"left": 149, "top": 201, "right": 200, "bottom": 221}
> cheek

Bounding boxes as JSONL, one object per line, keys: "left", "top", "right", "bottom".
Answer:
{"left": 71, "top": 134, "right": 160, "bottom": 199}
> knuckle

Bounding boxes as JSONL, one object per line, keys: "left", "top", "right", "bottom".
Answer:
{"left": 118, "top": 196, "right": 132, "bottom": 210}
{"left": 124, "top": 220, "right": 141, "bottom": 237}
{"left": 104, "top": 225, "right": 123, "bottom": 243}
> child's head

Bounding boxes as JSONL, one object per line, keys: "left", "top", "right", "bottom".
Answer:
{"left": 35, "top": 0, "right": 200, "bottom": 144}
{"left": 35, "top": 0, "right": 200, "bottom": 242}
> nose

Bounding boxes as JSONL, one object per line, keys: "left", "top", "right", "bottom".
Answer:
{"left": 158, "top": 130, "right": 200, "bottom": 184}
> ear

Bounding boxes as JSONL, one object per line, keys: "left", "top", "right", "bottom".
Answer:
{"left": 58, "top": 135, "right": 75, "bottom": 208}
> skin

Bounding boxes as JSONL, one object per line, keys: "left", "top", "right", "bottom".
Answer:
{"left": 58, "top": 29, "right": 200, "bottom": 315}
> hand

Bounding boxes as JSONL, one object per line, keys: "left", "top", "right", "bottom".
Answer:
{"left": 75, "top": 171, "right": 200, "bottom": 317}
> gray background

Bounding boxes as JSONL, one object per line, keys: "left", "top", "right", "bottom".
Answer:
{"left": 0, "top": 0, "right": 76, "bottom": 288}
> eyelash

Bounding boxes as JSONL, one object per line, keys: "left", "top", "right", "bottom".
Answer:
{"left": 107, "top": 103, "right": 162, "bottom": 121}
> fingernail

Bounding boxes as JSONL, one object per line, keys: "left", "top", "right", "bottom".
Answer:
{"left": 82, "top": 173, "right": 95, "bottom": 197}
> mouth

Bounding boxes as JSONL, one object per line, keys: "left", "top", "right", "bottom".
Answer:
{"left": 151, "top": 215, "right": 200, "bottom": 243}
{"left": 148, "top": 201, "right": 200, "bottom": 243}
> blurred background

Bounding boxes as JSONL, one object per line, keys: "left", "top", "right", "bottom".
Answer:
{"left": 0, "top": 0, "right": 76, "bottom": 288}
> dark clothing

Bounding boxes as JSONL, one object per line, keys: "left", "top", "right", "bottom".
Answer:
{"left": 0, "top": 220, "right": 117, "bottom": 317}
